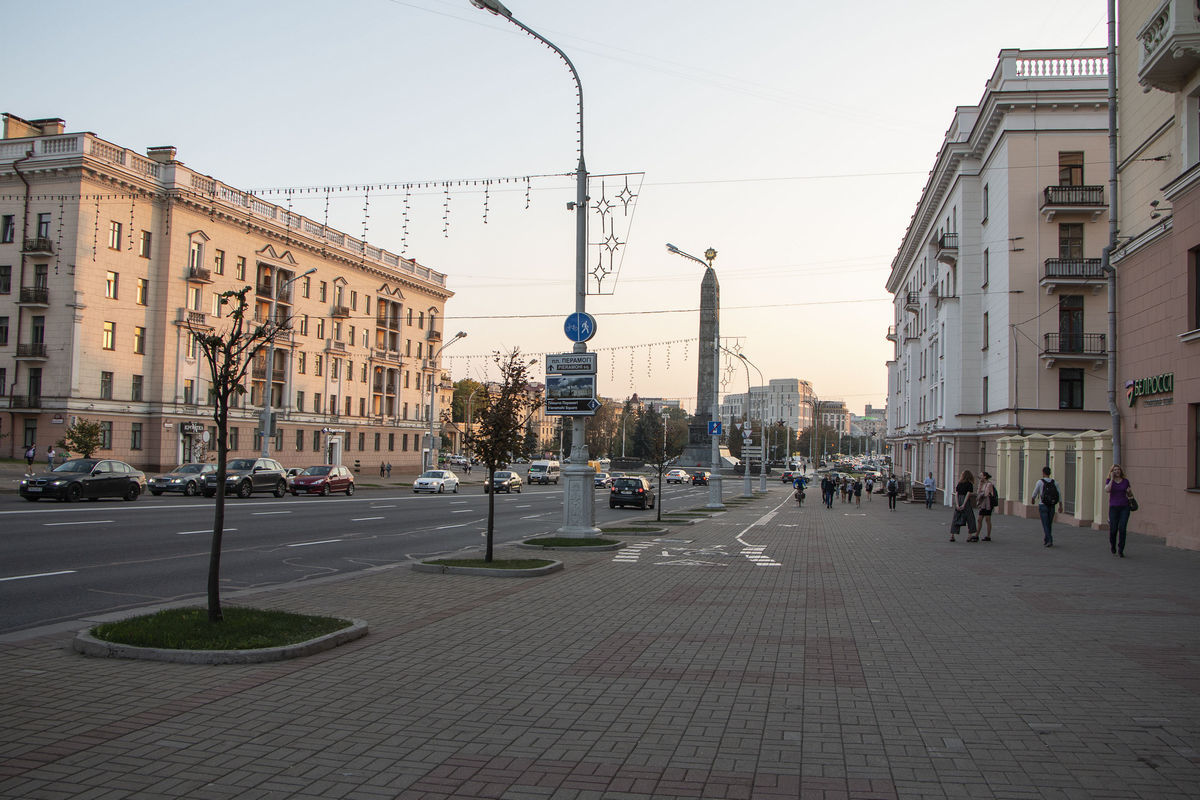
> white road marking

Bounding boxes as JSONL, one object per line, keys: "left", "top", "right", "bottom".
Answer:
{"left": 0, "top": 570, "right": 76, "bottom": 583}
{"left": 437, "top": 522, "right": 471, "bottom": 529}
{"left": 287, "top": 539, "right": 343, "bottom": 547}
{"left": 176, "top": 528, "right": 236, "bottom": 535}
{"left": 515, "top": 504, "right": 532, "bottom": 509}
{"left": 43, "top": 520, "right": 113, "bottom": 527}
{"left": 252, "top": 511, "right": 291, "bottom": 516}
{"left": 371, "top": 504, "right": 397, "bottom": 509}
{"left": 521, "top": 514, "right": 549, "bottom": 520}
{"left": 451, "top": 509, "right": 473, "bottom": 514}
{"left": 351, "top": 516, "right": 385, "bottom": 521}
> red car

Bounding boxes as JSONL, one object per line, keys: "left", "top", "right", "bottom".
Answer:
{"left": 290, "top": 464, "right": 355, "bottom": 496}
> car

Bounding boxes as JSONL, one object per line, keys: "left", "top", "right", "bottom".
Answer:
{"left": 665, "top": 469, "right": 690, "bottom": 484}
{"left": 527, "top": 460, "right": 561, "bottom": 485}
{"left": 609, "top": 476, "right": 656, "bottom": 509}
{"left": 485, "top": 470, "right": 523, "bottom": 493}
{"left": 413, "top": 469, "right": 460, "bottom": 493}
{"left": 284, "top": 467, "right": 305, "bottom": 489}
{"left": 290, "top": 464, "right": 355, "bottom": 496}
{"left": 689, "top": 470, "right": 711, "bottom": 486}
{"left": 148, "top": 463, "right": 216, "bottom": 496}
{"left": 781, "top": 469, "right": 803, "bottom": 484}
{"left": 593, "top": 472, "right": 611, "bottom": 488}
{"left": 203, "top": 457, "right": 288, "bottom": 498}
{"left": 20, "top": 458, "right": 147, "bottom": 502}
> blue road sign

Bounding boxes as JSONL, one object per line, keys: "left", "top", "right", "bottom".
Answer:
{"left": 563, "top": 311, "right": 597, "bottom": 343}
{"left": 708, "top": 421, "right": 722, "bottom": 435}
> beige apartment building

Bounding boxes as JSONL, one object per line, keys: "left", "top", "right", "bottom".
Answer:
{"left": 885, "top": 50, "right": 1113, "bottom": 509}
{"left": 0, "top": 114, "right": 454, "bottom": 473}
{"left": 1111, "top": 0, "right": 1200, "bottom": 550}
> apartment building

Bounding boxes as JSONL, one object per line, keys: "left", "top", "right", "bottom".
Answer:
{"left": 885, "top": 50, "right": 1112, "bottom": 505}
{"left": 719, "top": 378, "right": 815, "bottom": 433}
{"left": 0, "top": 114, "right": 454, "bottom": 472}
{"left": 1111, "top": 0, "right": 1200, "bottom": 549}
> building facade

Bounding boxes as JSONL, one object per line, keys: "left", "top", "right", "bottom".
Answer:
{"left": 1, "top": 114, "right": 454, "bottom": 472}
{"left": 1111, "top": 0, "right": 1200, "bottom": 549}
{"left": 885, "top": 50, "right": 1112, "bottom": 506}
{"left": 719, "top": 378, "right": 815, "bottom": 434}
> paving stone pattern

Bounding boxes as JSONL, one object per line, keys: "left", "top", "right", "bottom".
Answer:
{"left": 2, "top": 487, "right": 1199, "bottom": 799}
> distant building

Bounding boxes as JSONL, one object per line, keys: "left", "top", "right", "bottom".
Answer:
{"left": 720, "top": 378, "right": 815, "bottom": 433}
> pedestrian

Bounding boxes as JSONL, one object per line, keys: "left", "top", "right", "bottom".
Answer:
{"left": 821, "top": 474, "right": 834, "bottom": 509}
{"left": 380, "top": 462, "right": 386, "bottom": 478}
{"left": 886, "top": 474, "right": 898, "bottom": 510}
{"left": 25, "top": 444, "right": 36, "bottom": 474}
{"left": 976, "top": 471, "right": 997, "bottom": 541}
{"left": 923, "top": 472, "right": 936, "bottom": 509}
{"left": 465, "top": 461, "right": 471, "bottom": 475}
{"left": 385, "top": 462, "right": 392, "bottom": 478}
{"left": 47, "top": 445, "right": 56, "bottom": 470}
{"left": 1105, "top": 464, "right": 1134, "bottom": 557}
{"left": 853, "top": 478, "right": 862, "bottom": 507}
{"left": 1030, "top": 466, "right": 1063, "bottom": 547}
{"left": 864, "top": 475, "right": 874, "bottom": 500}
{"left": 950, "top": 470, "right": 978, "bottom": 542}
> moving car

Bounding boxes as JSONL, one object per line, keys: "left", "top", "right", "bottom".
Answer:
{"left": 609, "top": 476, "right": 656, "bottom": 509}
{"left": 413, "top": 469, "right": 460, "bottom": 493}
{"left": 527, "top": 460, "right": 561, "bottom": 485}
{"left": 149, "top": 463, "right": 216, "bottom": 496}
{"left": 593, "top": 472, "right": 611, "bottom": 488}
{"left": 485, "top": 470, "right": 523, "bottom": 493}
{"left": 290, "top": 465, "right": 355, "bottom": 496}
{"left": 689, "top": 470, "right": 711, "bottom": 486}
{"left": 20, "top": 458, "right": 146, "bottom": 502}
{"left": 665, "top": 469, "right": 690, "bottom": 484}
{"left": 203, "top": 457, "right": 288, "bottom": 498}
{"left": 781, "top": 469, "right": 803, "bottom": 484}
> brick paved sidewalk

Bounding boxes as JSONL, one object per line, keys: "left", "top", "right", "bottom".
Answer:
{"left": 2, "top": 487, "right": 1198, "bottom": 799}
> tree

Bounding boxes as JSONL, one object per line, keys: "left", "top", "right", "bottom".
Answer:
{"left": 584, "top": 400, "right": 618, "bottom": 458}
{"left": 463, "top": 349, "right": 542, "bottom": 562}
{"left": 451, "top": 378, "right": 485, "bottom": 423}
{"left": 58, "top": 417, "right": 104, "bottom": 458}
{"left": 522, "top": 424, "right": 538, "bottom": 460}
{"left": 727, "top": 420, "right": 745, "bottom": 461}
{"left": 188, "top": 286, "right": 288, "bottom": 622}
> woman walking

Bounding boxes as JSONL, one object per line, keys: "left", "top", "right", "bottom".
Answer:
{"left": 976, "top": 471, "right": 997, "bottom": 541}
{"left": 1105, "top": 464, "right": 1134, "bottom": 557}
{"left": 949, "top": 470, "right": 978, "bottom": 542}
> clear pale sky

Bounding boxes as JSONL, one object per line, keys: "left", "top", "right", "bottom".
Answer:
{"left": 7, "top": 0, "right": 1107, "bottom": 415}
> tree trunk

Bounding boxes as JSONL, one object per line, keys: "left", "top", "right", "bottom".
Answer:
{"left": 207, "top": 408, "right": 227, "bottom": 623}
{"left": 485, "top": 465, "right": 496, "bottom": 562}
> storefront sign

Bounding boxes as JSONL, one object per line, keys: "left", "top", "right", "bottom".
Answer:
{"left": 1126, "top": 372, "right": 1174, "bottom": 406}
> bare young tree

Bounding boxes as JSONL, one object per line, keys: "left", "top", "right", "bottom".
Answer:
{"left": 463, "top": 349, "right": 543, "bottom": 562}
{"left": 187, "top": 286, "right": 287, "bottom": 622}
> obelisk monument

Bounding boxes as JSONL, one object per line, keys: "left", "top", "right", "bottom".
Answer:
{"left": 681, "top": 265, "right": 719, "bottom": 469}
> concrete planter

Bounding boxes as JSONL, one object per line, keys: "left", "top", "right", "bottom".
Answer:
{"left": 412, "top": 560, "right": 564, "bottom": 577}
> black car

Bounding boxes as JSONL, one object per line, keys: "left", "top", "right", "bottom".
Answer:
{"left": 149, "top": 463, "right": 217, "bottom": 496}
{"left": 203, "top": 457, "right": 288, "bottom": 498}
{"left": 20, "top": 458, "right": 146, "bottom": 502}
{"left": 689, "top": 470, "right": 711, "bottom": 486}
{"left": 484, "top": 470, "right": 523, "bottom": 493}
{"left": 609, "top": 476, "right": 656, "bottom": 509}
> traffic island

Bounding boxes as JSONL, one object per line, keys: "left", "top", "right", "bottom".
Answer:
{"left": 519, "top": 537, "right": 622, "bottom": 551}
{"left": 600, "top": 526, "right": 668, "bottom": 535}
{"left": 412, "top": 558, "right": 563, "bottom": 577}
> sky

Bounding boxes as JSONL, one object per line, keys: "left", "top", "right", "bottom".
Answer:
{"left": 6, "top": 0, "right": 1108, "bottom": 416}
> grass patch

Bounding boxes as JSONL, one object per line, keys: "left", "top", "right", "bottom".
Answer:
{"left": 90, "top": 607, "right": 351, "bottom": 651}
{"left": 428, "top": 558, "right": 554, "bottom": 569}
{"left": 524, "top": 537, "right": 617, "bottom": 547}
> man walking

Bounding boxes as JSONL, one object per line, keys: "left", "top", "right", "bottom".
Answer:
{"left": 1030, "top": 466, "right": 1064, "bottom": 547}
{"left": 923, "top": 472, "right": 936, "bottom": 509}
{"left": 886, "top": 474, "right": 898, "bottom": 511}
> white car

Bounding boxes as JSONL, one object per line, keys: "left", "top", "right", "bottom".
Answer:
{"left": 413, "top": 469, "right": 460, "bottom": 494}
{"left": 665, "top": 469, "right": 690, "bottom": 484}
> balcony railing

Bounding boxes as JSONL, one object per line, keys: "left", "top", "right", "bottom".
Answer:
{"left": 326, "top": 338, "right": 347, "bottom": 353}
{"left": 8, "top": 394, "right": 42, "bottom": 409}
{"left": 1044, "top": 258, "right": 1104, "bottom": 280}
{"left": 904, "top": 291, "right": 919, "bottom": 312}
{"left": 18, "top": 286, "right": 49, "bottom": 304}
{"left": 1043, "top": 185, "right": 1104, "bottom": 206}
{"left": 886, "top": 325, "right": 897, "bottom": 341}
{"left": 22, "top": 237, "right": 53, "bottom": 254}
{"left": 938, "top": 232, "right": 958, "bottom": 250}
{"left": 16, "top": 343, "right": 48, "bottom": 358}
{"left": 331, "top": 305, "right": 350, "bottom": 318}
{"left": 427, "top": 328, "right": 442, "bottom": 342}
{"left": 176, "top": 308, "right": 208, "bottom": 328}
{"left": 188, "top": 266, "right": 212, "bottom": 282}
{"left": 1044, "top": 332, "right": 1106, "bottom": 355}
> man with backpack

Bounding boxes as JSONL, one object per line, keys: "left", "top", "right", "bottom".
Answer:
{"left": 886, "top": 474, "right": 899, "bottom": 510}
{"left": 1031, "top": 466, "right": 1064, "bottom": 547}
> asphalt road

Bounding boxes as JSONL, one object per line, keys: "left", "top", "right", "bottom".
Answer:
{"left": 0, "top": 479, "right": 718, "bottom": 635}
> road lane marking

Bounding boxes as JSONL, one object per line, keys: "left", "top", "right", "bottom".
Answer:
{"left": 252, "top": 511, "right": 292, "bottom": 516}
{"left": 520, "top": 513, "right": 549, "bottom": 520}
{"left": 451, "top": 509, "right": 473, "bottom": 514}
{"left": 351, "top": 516, "right": 385, "bottom": 521}
{"left": 370, "top": 504, "right": 397, "bottom": 509}
{"left": 176, "top": 528, "right": 237, "bottom": 535}
{"left": 515, "top": 504, "right": 532, "bottom": 509}
{"left": 436, "top": 522, "right": 472, "bottom": 529}
{"left": 0, "top": 570, "right": 77, "bottom": 583}
{"left": 43, "top": 520, "right": 113, "bottom": 527}
{"left": 287, "top": 539, "right": 343, "bottom": 547}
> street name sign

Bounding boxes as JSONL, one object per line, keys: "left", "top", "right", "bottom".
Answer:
{"left": 546, "top": 353, "right": 597, "bottom": 374}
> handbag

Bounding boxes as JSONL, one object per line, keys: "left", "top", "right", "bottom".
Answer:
{"left": 1129, "top": 496, "right": 1138, "bottom": 512}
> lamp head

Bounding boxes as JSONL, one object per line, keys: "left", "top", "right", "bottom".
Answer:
{"left": 470, "top": 0, "right": 512, "bottom": 17}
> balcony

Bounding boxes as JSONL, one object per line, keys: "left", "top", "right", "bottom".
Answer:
{"left": 187, "top": 266, "right": 212, "bottom": 283}
{"left": 1041, "top": 258, "right": 1105, "bottom": 294}
{"left": 18, "top": 286, "right": 49, "bottom": 306}
{"left": 935, "top": 232, "right": 959, "bottom": 266}
{"left": 16, "top": 343, "right": 48, "bottom": 360}
{"left": 8, "top": 394, "right": 42, "bottom": 409}
{"left": 22, "top": 237, "right": 53, "bottom": 255}
{"left": 256, "top": 281, "right": 274, "bottom": 298}
{"left": 1042, "top": 332, "right": 1107, "bottom": 368}
{"left": 325, "top": 338, "right": 347, "bottom": 353}
{"left": 1040, "top": 185, "right": 1106, "bottom": 221}
{"left": 886, "top": 325, "right": 897, "bottom": 342}
{"left": 1137, "top": 0, "right": 1200, "bottom": 92}
{"left": 175, "top": 308, "right": 210, "bottom": 329}
{"left": 331, "top": 305, "right": 350, "bottom": 318}
{"left": 372, "top": 347, "right": 402, "bottom": 364}
{"left": 427, "top": 328, "right": 442, "bottom": 342}
{"left": 904, "top": 291, "right": 919, "bottom": 314}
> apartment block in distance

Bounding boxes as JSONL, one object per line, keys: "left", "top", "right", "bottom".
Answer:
{"left": 0, "top": 114, "right": 454, "bottom": 472}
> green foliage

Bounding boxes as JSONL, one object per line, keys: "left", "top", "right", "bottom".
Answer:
{"left": 59, "top": 417, "right": 103, "bottom": 458}
{"left": 90, "top": 607, "right": 349, "bottom": 650}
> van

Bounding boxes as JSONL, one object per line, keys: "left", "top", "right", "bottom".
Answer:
{"left": 527, "top": 460, "right": 561, "bottom": 485}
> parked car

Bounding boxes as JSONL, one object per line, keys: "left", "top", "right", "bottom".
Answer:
{"left": 203, "top": 457, "right": 288, "bottom": 498}
{"left": 284, "top": 467, "right": 305, "bottom": 489}
{"left": 689, "top": 470, "right": 711, "bottom": 486}
{"left": 291, "top": 464, "right": 355, "bottom": 496}
{"left": 20, "top": 458, "right": 147, "bottom": 502}
{"left": 609, "top": 476, "right": 656, "bottom": 509}
{"left": 149, "top": 463, "right": 216, "bottom": 496}
{"left": 593, "top": 472, "right": 612, "bottom": 488}
{"left": 485, "top": 470, "right": 523, "bottom": 493}
{"left": 665, "top": 469, "right": 690, "bottom": 484}
{"left": 413, "top": 469, "right": 460, "bottom": 494}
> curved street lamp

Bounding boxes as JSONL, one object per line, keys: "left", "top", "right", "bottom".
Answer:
{"left": 425, "top": 331, "right": 467, "bottom": 471}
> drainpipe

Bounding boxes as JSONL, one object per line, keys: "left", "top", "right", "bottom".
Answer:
{"left": 1103, "top": 0, "right": 1122, "bottom": 464}
{"left": 8, "top": 148, "right": 34, "bottom": 456}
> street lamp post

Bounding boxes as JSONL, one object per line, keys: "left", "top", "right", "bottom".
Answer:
{"left": 260, "top": 266, "right": 317, "bottom": 458}
{"left": 425, "top": 331, "right": 467, "bottom": 471}
{"left": 472, "top": 0, "right": 598, "bottom": 536}
{"left": 738, "top": 353, "right": 768, "bottom": 492}
{"left": 723, "top": 347, "right": 753, "bottom": 498}
{"left": 666, "top": 243, "right": 723, "bottom": 509}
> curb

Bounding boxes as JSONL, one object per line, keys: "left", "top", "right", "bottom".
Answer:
{"left": 411, "top": 560, "right": 564, "bottom": 577}
{"left": 517, "top": 540, "right": 624, "bottom": 552}
{"left": 71, "top": 619, "right": 369, "bottom": 665}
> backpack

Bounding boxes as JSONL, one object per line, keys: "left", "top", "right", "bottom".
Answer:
{"left": 886, "top": 478, "right": 897, "bottom": 493}
{"left": 1040, "top": 479, "right": 1059, "bottom": 506}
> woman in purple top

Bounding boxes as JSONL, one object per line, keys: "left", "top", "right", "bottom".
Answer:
{"left": 1105, "top": 464, "right": 1134, "bottom": 557}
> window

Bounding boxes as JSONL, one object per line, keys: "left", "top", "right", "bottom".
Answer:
{"left": 407, "top": 308, "right": 413, "bottom": 326}
{"left": 300, "top": 315, "right": 309, "bottom": 336}
{"left": 36, "top": 213, "right": 50, "bottom": 239}
{"left": 982, "top": 376, "right": 989, "bottom": 413}
{"left": 0, "top": 316, "right": 7, "bottom": 346}
{"left": 1059, "top": 295, "right": 1084, "bottom": 351}
{"left": 1059, "top": 223, "right": 1084, "bottom": 260}
{"left": 236, "top": 256, "right": 246, "bottom": 281}
{"left": 136, "top": 278, "right": 148, "bottom": 305}
{"left": 375, "top": 432, "right": 381, "bottom": 451}
{"left": 302, "top": 276, "right": 310, "bottom": 298}
{"left": 0, "top": 368, "right": 5, "bottom": 395}
{"left": 982, "top": 312, "right": 989, "bottom": 350}
{"left": 982, "top": 248, "right": 989, "bottom": 287}
{"left": 99, "top": 421, "right": 113, "bottom": 450}
{"left": 0, "top": 265, "right": 9, "bottom": 293}
{"left": 315, "top": 354, "right": 323, "bottom": 377}
{"left": 1192, "top": 403, "right": 1200, "bottom": 489}
{"left": 317, "top": 319, "right": 325, "bottom": 340}
{"left": 418, "top": 311, "right": 424, "bottom": 329}
{"left": 183, "top": 378, "right": 195, "bottom": 404}
{"left": 133, "top": 326, "right": 146, "bottom": 354}
{"left": 139, "top": 230, "right": 152, "bottom": 258}
{"left": 214, "top": 249, "right": 225, "bottom": 275}
{"left": 346, "top": 396, "right": 353, "bottom": 416}
{"left": 981, "top": 184, "right": 989, "bottom": 223}
{"left": 388, "top": 433, "right": 395, "bottom": 451}
{"left": 131, "top": 422, "right": 143, "bottom": 451}
{"left": 229, "top": 426, "right": 239, "bottom": 450}
{"left": 186, "top": 331, "right": 199, "bottom": 359}
{"left": 296, "top": 429, "right": 304, "bottom": 451}
{"left": 0, "top": 215, "right": 13, "bottom": 243}
{"left": 105, "top": 271, "right": 119, "bottom": 299}
{"left": 313, "top": 429, "right": 321, "bottom": 452}
{"left": 361, "top": 362, "right": 367, "bottom": 382}
{"left": 132, "top": 374, "right": 143, "bottom": 402}
{"left": 319, "top": 281, "right": 327, "bottom": 302}
{"left": 329, "top": 395, "right": 338, "bottom": 415}
{"left": 34, "top": 263, "right": 47, "bottom": 289}
{"left": 189, "top": 240, "right": 203, "bottom": 270}
{"left": 1192, "top": 246, "right": 1200, "bottom": 332}
{"left": 351, "top": 290, "right": 358, "bottom": 310}
{"left": 102, "top": 321, "right": 115, "bottom": 350}
{"left": 297, "top": 351, "right": 306, "bottom": 374}
{"left": 1059, "top": 368, "right": 1084, "bottom": 409}
{"left": 211, "top": 292, "right": 222, "bottom": 317}
{"left": 296, "top": 390, "right": 305, "bottom": 411}
{"left": 108, "top": 221, "right": 122, "bottom": 250}
{"left": 100, "top": 371, "right": 113, "bottom": 400}
{"left": 402, "top": 433, "right": 408, "bottom": 451}
{"left": 358, "top": 431, "right": 365, "bottom": 450}
{"left": 1059, "top": 152, "right": 1085, "bottom": 186}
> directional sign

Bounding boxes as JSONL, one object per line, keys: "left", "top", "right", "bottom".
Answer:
{"left": 546, "top": 352, "right": 597, "bottom": 374}
{"left": 563, "top": 311, "right": 597, "bottom": 343}
{"left": 546, "top": 374, "right": 599, "bottom": 416}
{"left": 546, "top": 397, "right": 602, "bottom": 416}
{"left": 708, "top": 420, "right": 722, "bottom": 436}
